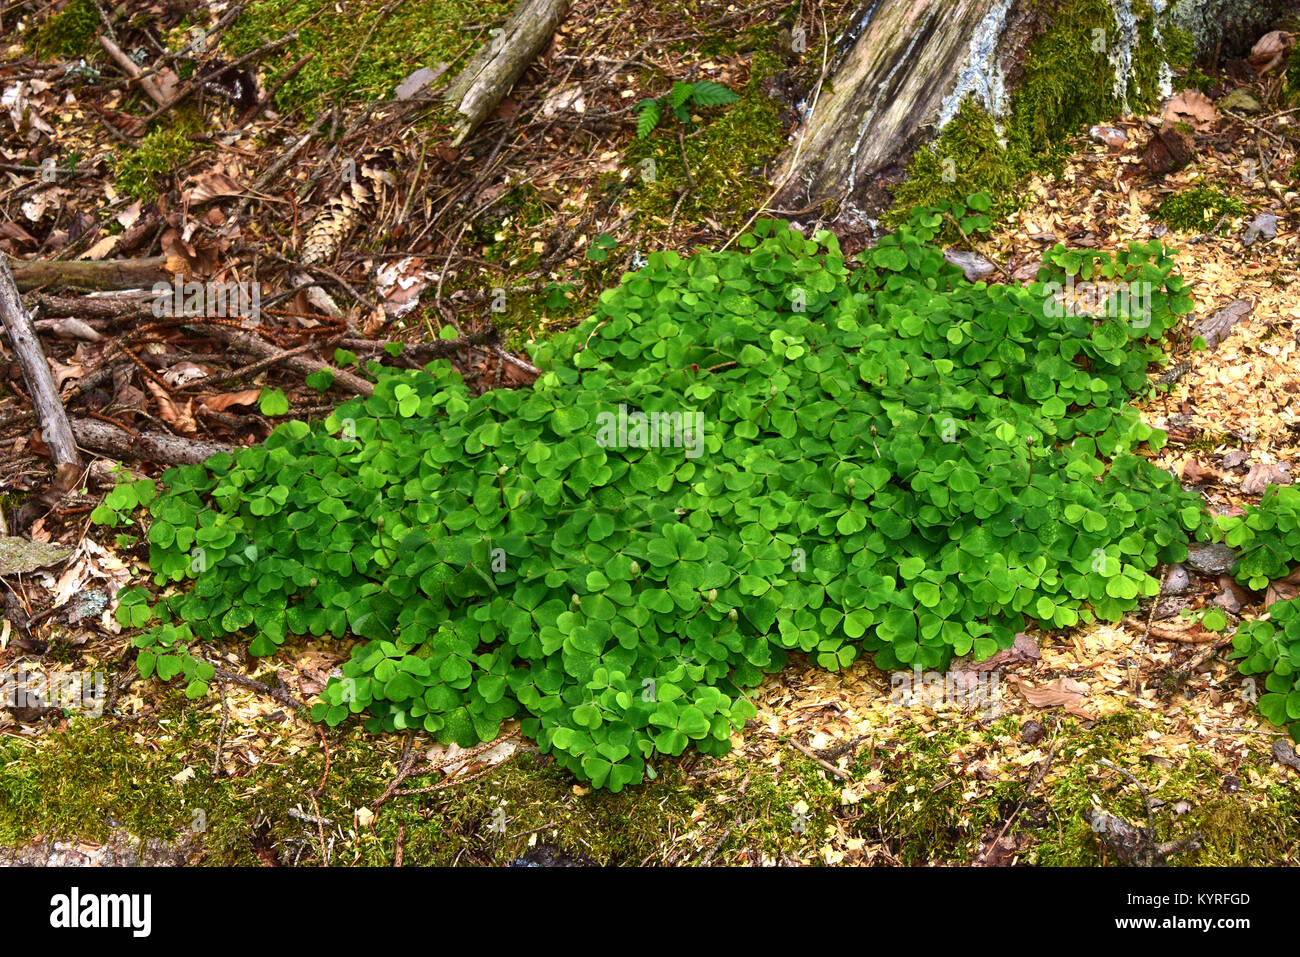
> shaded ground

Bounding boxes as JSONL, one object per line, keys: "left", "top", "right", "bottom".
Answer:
{"left": 1, "top": 0, "right": 1299, "bottom": 865}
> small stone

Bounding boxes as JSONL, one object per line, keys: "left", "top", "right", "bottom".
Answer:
{"left": 1218, "top": 88, "right": 1263, "bottom": 114}
{"left": 1020, "top": 719, "right": 1046, "bottom": 745}
{"left": 1242, "top": 213, "right": 1278, "bottom": 247}
{"left": 1186, "top": 542, "right": 1239, "bottom": 576}
{"left": 1142, "top": 125, "right": 1192, "bottom": 176}
{"left": 395, "top": 65, "right": 446, "bottom": 100}
{"left": 943, "top": 249, "right": 997, "bottom": 282}
{"left": 1011, "top": 261, "right": 1041, "bottom": 282}
{"left": 1241, "top": 461, "right": 1292, "bottom": 495}
{"left": 1089, "top": 124, "right": 1127, "bottom": 148}
{"left": 1154, "top": 596, "right": 1191, "bottom": 619}
{"left": 1161, "top": 564, "right": 1191, "bottom": 594}
{"left": 1220, "top": 774, "right": 1241, "bottom": 793}
{"left": 1212, "top": 585, "right": 1243, "bottom": 614}
{"left": 1221, "top": 450, "right": 1249, "bottom": 469}
{"left": 1272, "top": 738, "right": 1300, "bottom": 771}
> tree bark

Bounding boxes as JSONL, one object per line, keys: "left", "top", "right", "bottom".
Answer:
{"left": 775, "top": 0, "right": 1024, "bottom": 220}
{"left": 0, "top": 253, "right": 81, "bottom": 469}
{"left": 443, "top": 0, "right": 569, "bottom": 146}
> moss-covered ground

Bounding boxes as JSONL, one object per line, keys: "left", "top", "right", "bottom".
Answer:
{"left": 4, "top": 670, "right": 1296, "bottom": 865}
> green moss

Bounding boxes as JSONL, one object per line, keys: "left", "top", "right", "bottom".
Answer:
{"left": 1185, "top": 431, "right": 1236, "bottom": 453}
{"left": 112, "top": 124, "right": 200, "bottom": 202}
{"left": 1181, "top": 795, "right": 1298, "bottom": 865}
{"left": 845, "top": 721, "right": 1016, "bottom": 864}
{"left": 887, "top": 99, "right": 1020, "bottom": 229}
{"left": 665, "top": 0, "right": 800, "bottom": 57}
{"left": 1153, "top": 185, "right": 1246, "bottom": 233}
{"left": 5, "top": 689, "right": 1297, "bottom": 865}
{"left": 626, "top": 71, "right": 787, "bottom": 232}
{"left": 30, "top": 0, "right": 99, "bottom": 59}
{"left": 1176, "top": 68, "right": 1215, "bottom": 93}
{"left": 0, "top": 716, "right": 189, "bottom": 846}
{"left": 1031, "top": 712, "right": 1157, "bottom": 866}
{"left": 225, "top": 0, "right": 510, "bottom": 114}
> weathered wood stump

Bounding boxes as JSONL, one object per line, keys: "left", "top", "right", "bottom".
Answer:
{"left": 773, "top": 0, "right": 1293, "bottom": 224}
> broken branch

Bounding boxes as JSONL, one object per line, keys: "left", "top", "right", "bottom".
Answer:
{"left": 0, "top": 253, "right": 81, "bottom": 470}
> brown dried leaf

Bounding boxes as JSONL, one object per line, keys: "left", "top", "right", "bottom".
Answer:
{"left": 1182, "top": 459, "right": 1219, "bottom": 485}
{"left": 1008, "top": 676, "right": 1096, "bottom": 719}
{"left": 145, "top": 380, "right": 197, "bottom": 435}
{"left": 198, "top": 389, "right": 262, "bottom": 412}
{"left": 183, "top": 170, "right": 244, "bottom": 205}
{"left": 1241, "top": 462, "right": 1292, "bottom": 495}
{"left": 45, "top": 357, "right": 82, "bottom": 389}
{"left": 1265, "top": 567, "right": 1300, "bottom": 606}
{"left": 1249, "top": 30, "right": 1295, "bottom": 74}
{"left": 1163, "top": 90, "right": 1216, "bottom": 130}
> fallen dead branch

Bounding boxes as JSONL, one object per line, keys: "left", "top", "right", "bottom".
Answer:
{"left": 337, "top": 329, "right": 540, "bottom": 378}
{"left": 0, "top": 254, "right": 81, "bottom": 471}
{"left": 98, "top": 35, "right": 172, "bottom": 109}
{"left": 1123, "top": 616, "right": 1223, "bottom": 644}
{"left": 8, "top": 257, "right": 172, "bottom": 293}
{"left": 180, "top": 337, "right": 342, "bottom": 391}
{"left": 788, "top": 736, "right": 848, "bottom": 780}
{"left": 71, "top": 417, "right": 235, "bottom": 466}
{"left": 201, "top": 324, "right": 374, "bottom": 397}
{"left": 27, "top": 291, "right": 154, "bottom": 322}
{"left": 1090, "top": 759, "right": 1201, "bottom": 865}
{"left": 208, "top": 664, "right": 310, "bottom": 715}
{"left": 1195, "top": 299, "right": 1254, "bottom": 349}
{"left": 443, "top": 0, "right": 570, "bottom": 146}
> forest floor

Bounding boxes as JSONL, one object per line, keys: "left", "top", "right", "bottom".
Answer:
{"left": 1, "top": 0, "right": 1299, "bottom": 865}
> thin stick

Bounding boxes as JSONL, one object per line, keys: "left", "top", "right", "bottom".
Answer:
{"left": 788, "top": 737, "right": 848, "bottom": 780}
{"left": 983, "top": 730, "right": 1058, "bottom": 862}
{"left": 238, "top": 52, "right": 315, "bottom": 127}
{"left": 98, "top": 35, "right": 170, "bottom": 108}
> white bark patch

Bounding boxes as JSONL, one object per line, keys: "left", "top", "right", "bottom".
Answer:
{"left": 1109, "top": 0, "right": 1141, "bottom": 112}
{"left": 936, "top": 0, "right": 1013, "bottom": 131}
